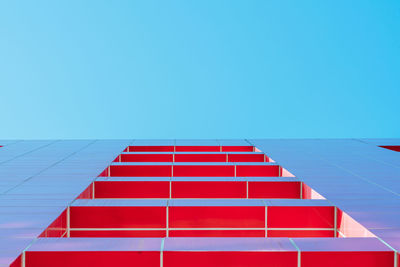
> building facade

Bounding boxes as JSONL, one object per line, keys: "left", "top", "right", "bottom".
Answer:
{"left": 0, "top": 139, "right": 399, "bottom": 266}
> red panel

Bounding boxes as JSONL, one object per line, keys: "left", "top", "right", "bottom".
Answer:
{"left": 94, "top": 181, "right": 170, "bottom": 198}
{"left": 69, "top": 230, "right": 166, "bottom": 238}
{"left": 10, "top": 255, "right": 22, "bottom": 267}
{"left": 70, "top": 206, "right": 166, "bottom": 228}
{"left": 173, "top": 165, "right": 235, "bottom": 177}
{"left": 175, "top": 146, "right": 220, "bottom": 152}
{"left": 236, "top": 165, "right": 281, "bottom": 177}
{"left": 248, "top": 182, "right": 301, "bottom": 199}
{"left": 76, "top": 184, "right": 93, "bottom": 199}
{"left": 168, "top": 230, "right": 265, "bottom": 237}
{"left": 267, "top": 206, "right": 334, "bottom": 228}
{"left": 119, "top": 154, "right": 173, "bottom": 162}
{"left": 169, "top": 206, "right": 265, "bottom": 228}
{"left": 221, "top": 146, "right": 254, "bottom": 152}
{"left": 40, "top": 209, "right": 67, "bottom": 237}
{"left": 171, "top": 181, "right": 246, "bottom": 198}
{"left": 301, "top": 251, "right": 394, "bottom": 267}
{"left": 174, "top": 154, "right": 227, "bottom": 162}
{"left": 97, "top": 167, "right": 109, "bottom": 177}
{"left": 109, "top": 165, "right": 172, "bottom": 177}
{"left": 380, "top": 145, "right": 400, "bottom": 152}
{"left": 164, "top": 251, "right": 297, "bottom": 267}
{"left": 26, "top": 251, "right": 160, "bottom": 267}
{"left": 228, "top": 154, "right": 265, "bottom": 162}
{"left": 267, "top": 230, "right": 335, "bottom": 237}
{"left": 336, "top": 209, "right": 374, "bottom": 237}
{"left": 129, "top": 146, "right": 174, "bottom": 152}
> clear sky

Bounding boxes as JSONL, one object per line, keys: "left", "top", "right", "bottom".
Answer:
{"left": 0, "top": 0, "right": 399, "bottom": 139}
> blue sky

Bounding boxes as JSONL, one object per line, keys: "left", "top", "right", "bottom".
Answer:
{"left": 0, "top": 0, "right": 399, "bottom": 139}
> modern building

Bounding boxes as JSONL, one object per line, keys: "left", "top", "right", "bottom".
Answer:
{"left": 0, "top": 139, "right": 399, "bottom": 267}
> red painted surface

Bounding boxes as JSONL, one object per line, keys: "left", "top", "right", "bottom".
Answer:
{"left": 228, "top": 154, "right": 266, "bottom": 162}
{"left": 69, "top": 230, "right": 166, "bottom": 237}
{"left": 169, "top": 206, "right": 265, "bottom": 228}
{"left": 221, "top": 146, "right": 254, "bottom": 152}
{"left": 76, "top": 184, "right": 93, "bottom": 199}
{"left": 119, "top": 154, "right": 173, "bottom": 162}
{"left": 174, "top": 154, "right": 226, "bottom": 162}
{"left": 301, "top": 251, "right": 394, "bottom": 267}
{"left": 163, "top": 251, "right": 298, "bottom": 267}
{"left": 168, "top": 230, "right": 265, "bottom": 237}
{"left": 95, "top": 181, "right": 170, "bottom": 198}
{"left": 248, "top": 181, "right": 301, "bottom": 198}
{"left": 108, "top": 165, "right": 172, "bottom": 177}
{"left": 173, "top": 165, "right": 235, "bottom": 177}
{"left": 267, "top": 206, "right": 335, "bottom": 228}
{"left": 171, "top": 181, "right": 246, "bottom": 198}
{"left": 40, "top": 210, "right": 67, "bottom": 237}
{"left": 236, "top": 165, "right": 281, "bottom": 177}
{"left": 175, "top": 146, "right": 221, "bottom": 152}
{"left": 26, "top": 251, "right": 160, "bottom": 267}
{"left": 128, "top": 146, "right": 174, "bottom": 152}
{"left": 267, "top": 229, "right": 335, "bottom": 237}
{"left": 380, "top": 145, "right": 400, "bottom": 152}
{"left": 70, "top": 206, "right": 166, "bottom": 228}
{"left": 10, "top": 255, "right": 22, "bottom": 267}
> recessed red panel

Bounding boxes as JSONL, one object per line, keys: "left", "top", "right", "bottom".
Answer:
{"left": 97, "top": 168, "right": 109, "bottom": 177}
{"left": 40, "top": 209, "right": 67, "bottom": 237}
{"left": 128, "top": 146, "right": 174, "bottom": 152}
{"left": 228, "top": 154, "right": 266, "bottom": 162}
{"left": 267, "top": 229, "right": 335, "bottom": 237}
{"left": 267, "top": 206, "right": 334, "bottom": 228}
{"left": 221, "top": 146, "right": 254, "bottom": 152}
{"left": 248, "top": 182, "right": 301, "bottom": 199}
{"left": 164, "top": 251, "right": 297, "bottom": 267}
{"left": 301, "top": 251, "right": 394, "bottom": 267}
{"left": 173, "top": 165, "right": 235, "bottom": 177}
{"left": 168, "top": 230, "right": 265, "bottom": 237}
{"left": 119, "top": 154, "right": 173, "bottom": 162}
{"left": 169, "top": 206, "right": 265, "bottom": 228}
{"left": 94, "top": 181, "right": 170, "bottom": 198}
{"left": 70, "top": 206, "right": 166, "bottom": 228}
{"left": 109, "top": 165, "right": 172, "bottom": 177}
{"left": 10, "top": 255, "right": 22, "bottom": 267}
{"left": 236, "top": 165, "right": 281, "bottom": 177}
{"left": 174, "top": 154, "right": 227, "bottom": 162}
{"left": 69, "top": 230, "right": 166, "bottom": 238}
{"left": 171, "top": 181, "right": 246, "bottom": 198}
{"left": 76, "top": 184, "right": 93, "bottom": 199}
{"left": 379, "top": 145, "right": 400, "bottom": 152}
{"left": 26, "top": 251, "right": 160, "bottom": 267}
{"left": 175, "top": 146, "right": 221, "bottom": 152}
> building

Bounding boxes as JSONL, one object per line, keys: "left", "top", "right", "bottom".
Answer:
{"left": 0, "top": 139, "right": 399, "bottom": 266}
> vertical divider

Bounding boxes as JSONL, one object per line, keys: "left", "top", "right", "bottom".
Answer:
{"left": 300, "top": 182, "right": 303, "bottom": 199}
{"left": 289, "top": 238, "right": 301, "bottom": 267}
{"left": 166, "top": 205, "right": 169, "bottom": 237}
{"left": 334, "top": 206, "right": 337, "bottom": 237}
{"left": 160, "top": 238, "right": 165, "bottom": 267}
{"left": 265, "top": 204, "right": 268, "bottom": 237}
{"left": 92, "top": 182, "right": 95, "bottom": 199}
{"left": 246, "top": 180, "right": 249, "bottom": 199}
{"left": 67, "top": 207, "right": 70, "bottom": 238}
